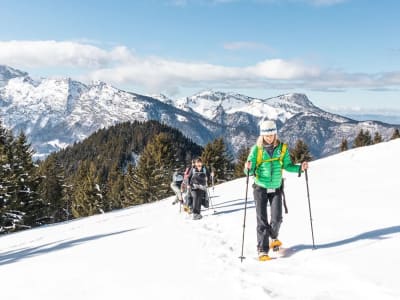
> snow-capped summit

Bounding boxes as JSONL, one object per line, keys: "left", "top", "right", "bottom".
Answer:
{"left": 176, "top": 90, "right": 259, "bottom": 120}
{"left": 265, "top": 93, "right": 316, "bottom": 110}
{"left": 1, "top": 66, "right": 398, "bottom": 159}
{"left": 0, "top": 65, "right": 29, "bottom": 87}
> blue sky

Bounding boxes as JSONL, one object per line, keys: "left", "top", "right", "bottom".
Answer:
{"left": 0, "top": 0, "right": 399, "bottom": 114}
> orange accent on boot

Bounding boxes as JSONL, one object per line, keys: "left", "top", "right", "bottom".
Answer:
{"left": 270, "top": 239, "right": 282, "bottom": 249}
{"left": 259, "top": 254, "right": 272, "bottom": 261}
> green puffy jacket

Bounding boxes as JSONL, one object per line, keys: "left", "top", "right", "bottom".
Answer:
{"left": 244, "top": 143, "right": 300, "bottom": 189}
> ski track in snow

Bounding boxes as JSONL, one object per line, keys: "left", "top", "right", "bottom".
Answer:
{"left": 1, "top": 140, "right": 400, "bottom": 300}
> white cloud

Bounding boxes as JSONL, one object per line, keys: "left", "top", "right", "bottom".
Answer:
{"left": 246, "top": 59, "right": 320, "bottom": 79}
{"left": 0, "top": 40, "right": 131, "bottom": 69}
{"left": 1, "top": 40, "right": 399, "bottom": 93}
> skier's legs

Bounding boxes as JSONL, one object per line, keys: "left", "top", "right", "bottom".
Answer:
{"left": 170, "top": 183, "right": 183, "bottom": 201}
{"left": 268, "top": 191, "right": 283, "bottom": 239}
{"left": 191, "top": 189, "right": 204, "bottom": 215}
{"left": 187, "top": 187, "right": 193, "bottom": 208}
{"left": 254, "top": 185, "right": 269, "bottom": 252}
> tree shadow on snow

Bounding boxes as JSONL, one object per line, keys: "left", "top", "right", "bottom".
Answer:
{"left": 0, "top": 228, "right": 140, "bottom": 266}
{"left": 282, "top": 225, "right": 400, "bottom": 258}
{"left": 213, "top": 199, "right": 255, "bottom": 210}
{"left": 212, "top": 203, "right": 256, "bottom": 216}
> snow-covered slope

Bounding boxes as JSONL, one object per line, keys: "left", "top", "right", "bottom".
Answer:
{"left": 1, "top": 65, "right": 398, "bottom": 159}
{"left": 1, "top": 139, "right": 399, "bottom": 300}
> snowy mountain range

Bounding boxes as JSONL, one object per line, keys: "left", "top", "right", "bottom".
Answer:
{"left": 1, "top": 139, "right": 400, "bottom": 299}
{"left": 0, "top": 65, "right": 398, "bottom": 159}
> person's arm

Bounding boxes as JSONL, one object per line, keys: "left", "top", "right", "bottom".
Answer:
{"left": 244, "top": 145, "right": 257, "bottom": 175}
{"left": 282, "top": 148, "right": 301, "bottom": 173}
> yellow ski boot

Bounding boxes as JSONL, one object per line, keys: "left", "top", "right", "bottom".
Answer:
{"left": 270, "top": 239, "right": 282, "bottom": 252}
{"left": 258, "top": 251, "right": 272, "bottom": 261}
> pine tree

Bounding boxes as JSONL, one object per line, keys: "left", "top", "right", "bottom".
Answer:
{"left": 62, "top": 180, "right": 74, "bottom": 221}
{"left": 373, "top": 132, "right": 383, "bottom": 144}
{"left": 234, "top": 146, "right": 250, "bottom": 178}
{"left": 354, "top": 129, "right": 374, "bottom": 148}
{"left": 71, "top": 161, "right": 105, "bottom": 218}
{"left": 290, "top": 140, "right": 312, "bottom": 164}
{"left": 353, "top": 129, "right": 364, "bottom": 148}
{"left": 0, "top": 122, "right": 14, "bottom": 232}
{"left": 104, "top": 164, "right": 125, "bottom": 211}
{"left": 201, "top": 137, "right": 233, "bottom": 183}
{"left": 131, "top": 133, "right": 180, "bottom": 204}
{"left": 10, "top": 132, "right": 43, "bottom": 228}
{"left": 38, "top": 154, "right": 65, "bottom": 223}
{"left": 122, "top": 164, "right": 138, "bottom": 207}
{"left": 340, "top": 138, "right": 348, "bottom": 152}
{"left": 391, "top": 128, "right": 400, "bottom": 140}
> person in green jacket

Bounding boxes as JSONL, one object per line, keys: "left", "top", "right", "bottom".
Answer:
{"left": 245, "top": 119, "right": 308, "bottom": 261}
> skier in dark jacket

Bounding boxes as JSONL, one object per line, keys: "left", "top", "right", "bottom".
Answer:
{"left": 188, "top": 157, "right": 211, "bottom": 220}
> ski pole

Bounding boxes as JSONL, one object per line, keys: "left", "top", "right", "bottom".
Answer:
{"left": 305, "top": 169, "right": 316, "bottom": 249}
{"left": 211, "top": 171, "right": 215, "bottom": 192}
{"left": 206, "top": 186, "right": 216, "bottom": 214}
{"left": 239, "top": 164, "right": 251, "bottom": 262}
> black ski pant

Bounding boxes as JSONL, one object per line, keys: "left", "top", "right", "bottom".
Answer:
{"left": 185, "top": 187, "right": 193, "bottom": 208}
{"left": 253, "top": 184, "right": 283, "bottom": 253}
{"left": 191, "top": 189, "right": 205, "bottom": 215}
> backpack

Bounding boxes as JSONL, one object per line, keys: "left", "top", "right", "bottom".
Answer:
{"left": 173, "top": 172, "right": 184, "bottom": 186}
{"left": 183, "top": 167, "right": 192, "bottom": 180}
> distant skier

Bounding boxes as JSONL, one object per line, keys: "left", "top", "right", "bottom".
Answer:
{"left": 188, "top": 157, "right": 211, "bottom": 220}
{"left": 181, "top": 159, "right": 195, "bottom": 213}
{"left": 245, "top": 119, "right": 308, "bottom": 261}
{"left": 171, "top": 170, "right": 184, "bottom": 205}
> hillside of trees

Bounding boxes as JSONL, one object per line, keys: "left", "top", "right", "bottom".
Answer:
{"left": 2, "top": 117, "right": 399, "bottom": 234}
{"left": 1, "top": 120, "right": 238, "bottom": 234}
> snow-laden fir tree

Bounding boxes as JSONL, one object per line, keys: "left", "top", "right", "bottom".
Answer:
{"left": 9, "top": 132, "right": 43, "bottom": 228}
{"left": 0, "top": 125, "right": 41, "bottom": 232}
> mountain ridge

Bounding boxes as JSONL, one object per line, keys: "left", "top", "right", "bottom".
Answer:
{"left": 0, "top": 65, "right": 398, "bottom": 159}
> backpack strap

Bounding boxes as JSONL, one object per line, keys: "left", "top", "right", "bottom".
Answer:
{"left": 255, "top": 143, "right": 288, "bottom": 173}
